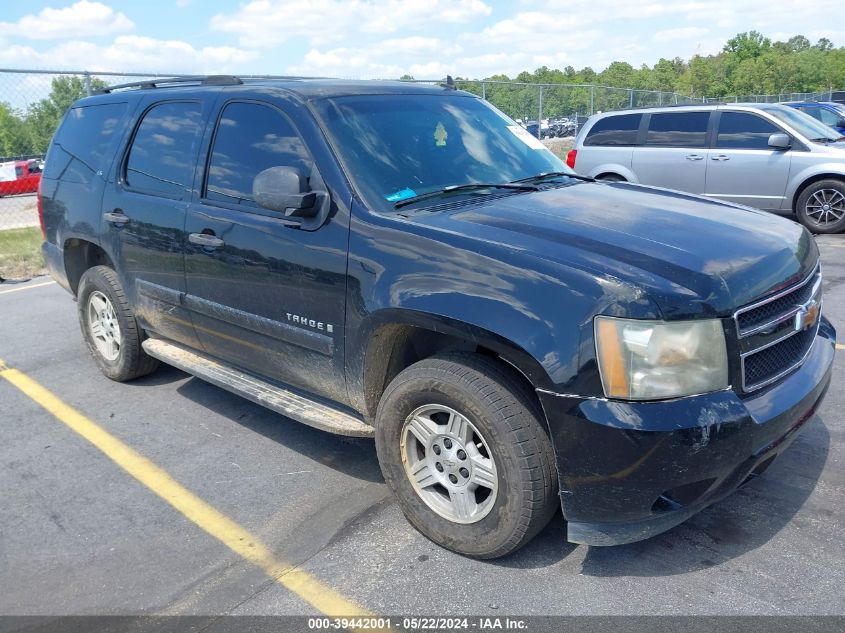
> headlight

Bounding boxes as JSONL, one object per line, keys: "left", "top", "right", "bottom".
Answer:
{"left": 594, "top": 316, "right": 728, "bottom": 400}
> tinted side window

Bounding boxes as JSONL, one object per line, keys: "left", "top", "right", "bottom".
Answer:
{"left": 716, "top": 112, "right": 780, "bottom": 149}
{"left": 819, "top": 108, "right": 841, "bottom": 126}
{"left": 205, "top": 102, "right": 312, "bottom": 207}
{"left": 584, "top": 114, "right": 642, "bottom": 146}
{"left": 43, "top": 103, "right": 128, "bottom": 183}
{"left": 645, "top": 112, "right": 710, "bottom": 148}
{"left": 125, "top": 102, "right": 202, "bottom": 197}
{"left": 15, "top": 165, "right": 23, "bottom": 178}
{"left": 798, "top": 106, "right": 822, "bottom": 121}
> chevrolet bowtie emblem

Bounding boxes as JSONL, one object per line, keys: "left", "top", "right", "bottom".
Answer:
{"left": 794, "top": 299, "right": 821, "bottom": 332}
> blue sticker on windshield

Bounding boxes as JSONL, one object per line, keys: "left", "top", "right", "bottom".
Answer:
{"left": 384, "top": 187, "right": 417, "bottom": 202}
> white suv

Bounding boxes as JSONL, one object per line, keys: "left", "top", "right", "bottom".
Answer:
{"left": 568, "top": 103, "right": 845, "bottom": 233}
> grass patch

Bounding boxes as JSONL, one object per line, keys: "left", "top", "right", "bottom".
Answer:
{"left": 0, "top": 227, "right": 46, "bottom": 280}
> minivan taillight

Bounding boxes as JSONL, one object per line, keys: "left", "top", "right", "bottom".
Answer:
{"left": 565, "top": 149, "right": 577, "bottom": 169}
{"left": 37, "top": 178, "right": 46, "bottom": 240}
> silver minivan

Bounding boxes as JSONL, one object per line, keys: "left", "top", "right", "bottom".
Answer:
{"left": 568, "top": 103, "right": 845, "bottom": 233}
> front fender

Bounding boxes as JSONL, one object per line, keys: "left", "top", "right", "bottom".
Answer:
{"left": 785, "top": 163, "right": 845, "bottom": 207}
{"left": 344, "top": 204, "right": 662, "bottom": 413}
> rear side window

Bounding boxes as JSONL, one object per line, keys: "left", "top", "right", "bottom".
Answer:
{"left": 818, "top": 108, "right": 842, "bottom": 127}
{"left": 205, "top": 101, "right": 312, "bottom": 207}
{"left": 584, "top": 114, "right": 642, "bottom": 146}
{"left": 716, "top": 112, "right": 781, "bottom": 149}
{"left": 125, "top": 101, "right": 202, "bottom": 197}
{"left": 43, "top": 103, "right": 127, "bottom": 183}
{"left": 645, "top": 112, "right": 710, "bottom": 148}
{"left": 797, "top": 106, "right": 822, "bottom": 121}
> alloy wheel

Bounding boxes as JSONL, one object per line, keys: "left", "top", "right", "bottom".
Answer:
{"left": 87, "top": 290, "right": 122, "bottom": 361}
{"left": 805, "top": 188, "right": 845, "bottom": 227}
{"left": 400, "top": 404, "right": 498, "bottom": 524}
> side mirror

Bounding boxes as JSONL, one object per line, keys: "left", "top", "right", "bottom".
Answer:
{"left": 768, "top": 133, "right": 791, "bottom": 150}
{"left": 253, "top": 166, "right": 318, "bottom": 217}
{"left": 836, "top": 118, "right": 845, "bottom": 129}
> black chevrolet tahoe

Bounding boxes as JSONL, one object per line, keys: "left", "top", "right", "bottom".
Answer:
{"left": 39, "top": 76, "right": 836, "bottom": 558}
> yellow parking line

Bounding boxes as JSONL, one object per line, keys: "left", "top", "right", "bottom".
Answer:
{"left": 0, "top": 280, "right": 55, "bottom": 295}
{"left": 836, "top": 343, "right": 845, "bottom": 350}
{"left": 0, "top": 359, "right": 369, "bottom": 619}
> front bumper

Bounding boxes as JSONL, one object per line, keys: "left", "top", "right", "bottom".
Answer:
{"left": 538, "top": 316, "right": 836, "bottom": 546}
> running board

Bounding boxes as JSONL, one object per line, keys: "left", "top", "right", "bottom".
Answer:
{"left": 142, "top": 338, "right": 374, "bottom": 437}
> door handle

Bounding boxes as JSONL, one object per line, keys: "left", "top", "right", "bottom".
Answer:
{"left": 711, "top": 154, "right": 731, "bottom": 161}
{"left": 685, "top": 154, "right": 704, "bottom": 161}
{"left": 188, "top": 232, "right": 225, "bottom": 248}
{"left": 103, "top": 210, "right": 129, "bottom": 225}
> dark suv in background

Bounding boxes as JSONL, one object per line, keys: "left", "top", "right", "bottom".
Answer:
{"left": 569, "top": 103, "right": 845, "bottom": 233}
{"left": 40, "top": 76, "right": 835, "bottom": 557}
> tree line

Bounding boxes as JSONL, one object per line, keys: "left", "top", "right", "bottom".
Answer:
{"left": 442, "top": 31, "right": 845, "bottom": 120}
{"left": 2, "top": 31, "right": 844, "bottom": 158}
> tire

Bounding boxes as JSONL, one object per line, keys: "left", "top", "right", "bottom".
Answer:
{"left": 375, "top": 352, "right": 559, "bottom": 559}
{"left": 796, "top": 179, "right": 845, "bottom": 234}
{"left": 77, "top": 265, "right": 158, "bottom": 381}
{"left": 598, "top": 173, "right": 625, "bottom": 182}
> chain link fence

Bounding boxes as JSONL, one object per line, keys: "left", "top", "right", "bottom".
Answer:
{"left": 703, "top": 91, "right": 834, "bottom": 104}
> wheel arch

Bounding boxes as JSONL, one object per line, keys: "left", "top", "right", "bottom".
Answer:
{"left": 63, "top": 238, "right": 115, "bottom": 295}
{"left": 789, "top": 170, "right": 845, "bottom": 213}
{"left": 356, "top": 310, "right": 553, "bottom": 423}
{"left": 585, "top": 163, "right": 638, "bottom": 183}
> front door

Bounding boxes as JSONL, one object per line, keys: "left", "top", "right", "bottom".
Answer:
{"left": 704, "top": 111, "right": 791, "bottom": 210}
{"left": 184, "top": 98, "right": 351, "bottom": 406}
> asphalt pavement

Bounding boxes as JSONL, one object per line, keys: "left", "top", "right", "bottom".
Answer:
{"left": 0, "top": 234, "right": 843, "bottom": 621}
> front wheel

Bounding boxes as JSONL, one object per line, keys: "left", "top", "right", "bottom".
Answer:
{"left": 375, "top": 353, "right": 559, "bottom": 559}
{"left": 796, "top": 180, "right": 845, "bottom": 233}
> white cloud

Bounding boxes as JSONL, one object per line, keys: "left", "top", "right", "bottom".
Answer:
{"left": 285, "top": 37, "right": 464, "bottom": 78}
{"left": 210, "top": 0, "right": 491, "bottom": 48}
{"left": 4, "top": 36, "right": 258, "bottom": 74}
{"left": 653, "top": 27, "right": 709, "bottom": 42}
{"left": 0, "top": 1, "right": 134, "bottom": 40}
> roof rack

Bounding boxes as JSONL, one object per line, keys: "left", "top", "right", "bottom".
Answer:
{"left": 95, "top": 75, "right": 243, "bottom": 94}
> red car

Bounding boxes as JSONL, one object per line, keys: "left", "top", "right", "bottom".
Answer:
{"left": 0, "top": 159, "right": 42, "bottom": 196}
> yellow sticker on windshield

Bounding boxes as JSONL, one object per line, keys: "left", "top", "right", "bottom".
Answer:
{"left": 434, "top": 122, "right": 448, "bottom": 147}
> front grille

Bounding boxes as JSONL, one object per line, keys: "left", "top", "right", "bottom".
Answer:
{"left": 743, "top": 326, "right": 817, "bottom": 388}
{"left": 735, "top": 266, "right": 822, "bottom": 392}
{"left": 736, "top": 279, "right": 817, "bottom": 334}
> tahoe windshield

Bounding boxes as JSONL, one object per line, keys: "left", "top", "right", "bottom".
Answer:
{"left": 314, "top": 93, "right": 570, "bottom": 211}
{"left": 758, "top": 104, "right": 842, "bottom": 142}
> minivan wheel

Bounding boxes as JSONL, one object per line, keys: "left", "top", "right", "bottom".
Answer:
{"left": 375, "top": 353, "right": 559, "bottom": 559}
{"left": 77, "top": 265, "right": 158, "bottom": 381}
{"left": 796, "top": 180, "right": 845, "bottom": 233}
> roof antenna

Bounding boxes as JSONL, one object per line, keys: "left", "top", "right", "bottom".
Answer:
{"left": 441, "top": 75, "right": 456, "bottom": 90}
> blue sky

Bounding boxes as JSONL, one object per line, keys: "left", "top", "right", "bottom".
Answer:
{"left": 0, "top": 0, "right": 841, "bottom": 79}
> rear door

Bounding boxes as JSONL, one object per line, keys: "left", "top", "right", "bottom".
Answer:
{"left": 100, "top": 95, "right": 217, "bottom": 349}
{"left": 632, "top": 111, "right": 711, "bottom": 193}
{"left": 704, "top": 110, "right": 791, "bottom": 210}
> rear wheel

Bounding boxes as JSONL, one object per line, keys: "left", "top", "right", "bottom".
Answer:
{"left": 77, "top": 265, "right": 158, "bottom": 381}
{"left": 796, "top": 179, "right": 845, "bottom": 233}
{"left": 375, "top": 353, "right": 559, "bottom": 559}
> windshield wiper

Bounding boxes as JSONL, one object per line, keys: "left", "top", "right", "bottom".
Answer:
{"left": 511, "top": 171, "right": 594, "bottom": 184}
{"left": 809, "top": 137, "right": 839, "bottom": 143}
{"left": 393, "top": 182, "right": 538, "bottom": 209}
